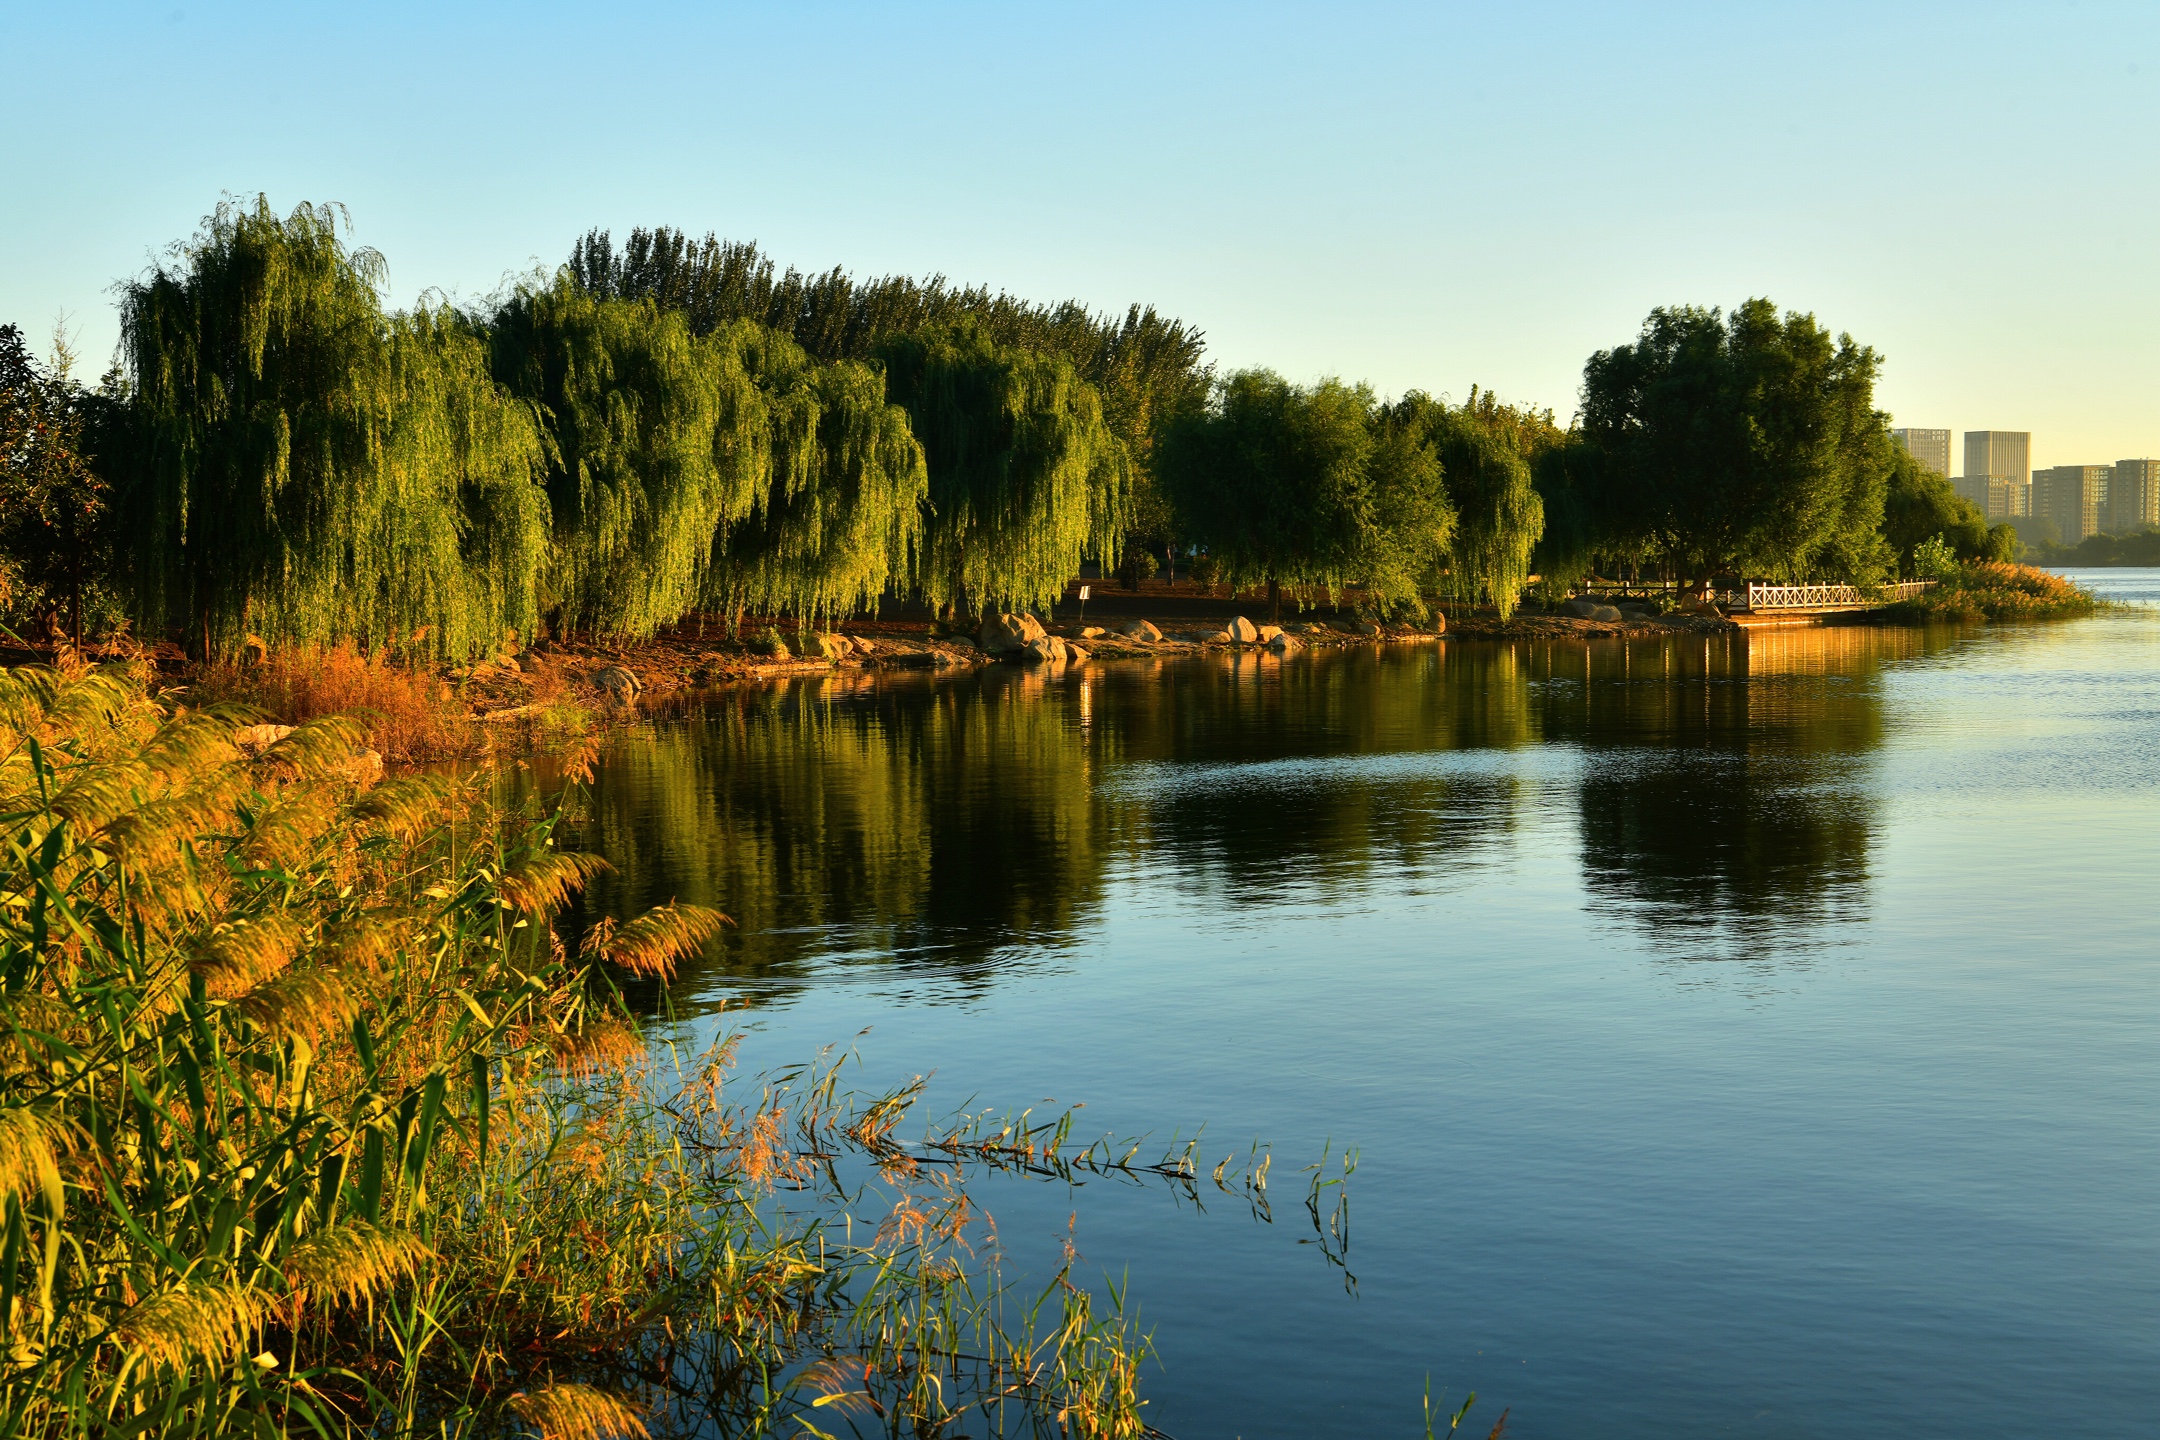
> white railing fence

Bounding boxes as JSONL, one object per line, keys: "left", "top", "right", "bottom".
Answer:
{"left": 1737, "top": 580, "right": 1933, "bottom": 611}
{"left": 1575, "top": 579, "right": 1935, "bottom": 611}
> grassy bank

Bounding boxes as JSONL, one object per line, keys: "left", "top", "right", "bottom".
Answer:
{"left": 1885, "top": 561, "right": 2100, "bottom": 621}
{"left": 0, "top": 657, "right": 1297, "bottom": 1438}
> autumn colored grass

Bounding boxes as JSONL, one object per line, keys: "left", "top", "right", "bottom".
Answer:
{"left": 0, "top": 657, "right": 1259, "bottom": 1439}
{"left": 187, "top": 642, "right": 479, "bottom": 760}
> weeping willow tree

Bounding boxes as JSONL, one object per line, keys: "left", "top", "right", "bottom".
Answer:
{"left": 381, "top": 307, "right": 553, "bottom": 650}
{"left": 566, "top": 227, "right": 1208, "bottom": 566}
{"left": 701, "top": 322, "right": 927, "bottom": 628}
{"left": 489, "top": 282, "right": 769, "bottom": 638}
{"left": 875, "top": 325, "right": 1127, "bottom": 618}
{"left": 117, "top": 197, "right": 551, "bottom": 658}
{"left": 1363, "top": 399, "right": 1457, "bottom": 616}
{"left": 1381, "top": 387, "right": 1551, "bottom": 618}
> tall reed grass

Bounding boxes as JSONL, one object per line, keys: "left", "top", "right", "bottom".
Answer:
{"left": 1890, "top": 561, "right": 2098, "bottom": 621}
{"left": 0, "top": 657, "right": 1265, "bottom": 1438}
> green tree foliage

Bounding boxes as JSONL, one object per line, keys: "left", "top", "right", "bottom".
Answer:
{"left": 1880, "top": 448, "right": 1991, "bottom": 573}
{"left": 1383, "top": 388, "right": 1549, "bottom": 618}
{"left": 1578, "top": 299, "right": 1894, "bottom": 587}
{"left": 117, "top": 199, "right": 551, "bottom": 659}
{"left": 566, "top": 227, "right": 1207, "bottom": 557}
{"left": 0, "top": 325, "right": 109, "bottom": 642}
{"left": 702, "top": 324, "right": 927, "bottom": 628}
{"left": 1363, "top": 405, "right": 1457, "bottom": 616}
{"left": 1528, "top": 438, "right": 1617, "bottom": 597}
{"left": 1159, "top": 371, "right": 1455, "bottom": 619}
{"left": 875, "top": 325, "right": 1127, "bottom": 616}
{"left": 488, "top": 282, "right": 764, "bottom": 638}
{"left": 1159, "top": 371, "right": 1371, "bottom": 614}
{"left": 2028, "top": 525, "right": 2160, "bottom": 567}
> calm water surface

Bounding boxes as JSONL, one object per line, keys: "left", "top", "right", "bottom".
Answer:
{"left": 576, "top": 571, "right": 2160, "bottom": 1438}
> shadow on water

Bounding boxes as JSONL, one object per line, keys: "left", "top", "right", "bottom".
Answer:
{"left": 553, "top": 624, "right": 1971, "bottom": 1007}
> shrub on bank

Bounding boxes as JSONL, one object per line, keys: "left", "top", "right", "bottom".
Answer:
{"left": 0, "top": 660, "right": 1187, "bottom": 1438}
{"left": 186, "top": 642, "right": 477, "bottom": 761}
{"left": 1890, "top": 561, "right": 2098, "bottom": 621}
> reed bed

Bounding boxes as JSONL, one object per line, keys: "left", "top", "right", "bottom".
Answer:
{"left": 0, "top": 656, "right": 1287, "bottom": 1439}
{"left": 1889, "top": 561, "right": 2099, "bottom": 621}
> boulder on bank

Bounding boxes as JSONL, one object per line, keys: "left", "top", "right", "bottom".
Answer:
{"left": 1431, "top": 610, "right": 1447, "bottom": 635}
{"left": 1267, "top": 631, "right": 1301, "bottom": 653}
{"left": 980, "top": 613, "right": 1048, "bottom": 654}
{"left": 1226, "top": 616, "right": 1260, "bottom": 644}
{"left": 233, "top": 723, "right": 295, "bottom": 754}
{"left": 1079, "top": 626, "right": 1106, "bottom": 639}
{"left": 1118, "top": 619, "right": 1163, "bottom": 643}
{"left": 1257, "top": 624, "right": 1283, "bottom": 643}
{"left": 1023, "top": 635, "right": 1070, "bottom": 664}
{"left": 806, "top": 632, "right": 850, "bottom": 660}
{"left": 594, "top": 665, "right": 642, "bottom": 704}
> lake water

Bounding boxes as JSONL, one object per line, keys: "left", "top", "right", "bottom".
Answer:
{"left": 574, "top": 571, "right": 2160, "bottom": 1439}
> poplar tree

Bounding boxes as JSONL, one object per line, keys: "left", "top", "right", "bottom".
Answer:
{"left": 0, "top": 324, "right": 108, "bottom": 643}
{"left": 117, "top": 198, "right": 550, "bottom": 658}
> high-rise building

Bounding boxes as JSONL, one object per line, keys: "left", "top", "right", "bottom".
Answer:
{"left": 1892, "top": 428, "right": 1952, "bottom": 479}
{"left": 2033, "top": 465, "right": 2109, "bottom": 544}
{"left": 2111, "top": 459, "right": 2160, "bottom": 533}
{"left": 1963, "top": 431, "right": 2031, "bottom": 486}
{"left": 1957, "top": 431, "right": 2032, "bottom": 521}
{"left": 1964, "top": 478, "right": 2032, "bottom": 520}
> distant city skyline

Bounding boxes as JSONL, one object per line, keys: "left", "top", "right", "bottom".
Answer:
{"left": 1901, "top": 427, "right": 2160, "bottom": 538}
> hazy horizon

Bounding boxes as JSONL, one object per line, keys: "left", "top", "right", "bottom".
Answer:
{"left": 4, "top": 1, "right": 2153, "bottom": 468}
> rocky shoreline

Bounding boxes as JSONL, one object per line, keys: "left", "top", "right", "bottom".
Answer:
{"left": 441, "top": 603, "right": 1742, "bottom": 720}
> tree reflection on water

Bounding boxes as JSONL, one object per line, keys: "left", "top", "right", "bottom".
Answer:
{"left": 546, "top": 625, "right": 1963, "bottom": 1005}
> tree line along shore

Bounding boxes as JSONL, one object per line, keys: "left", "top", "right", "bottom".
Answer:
{"left": 1, "top": 195, "right": 2069, "bottom": 669}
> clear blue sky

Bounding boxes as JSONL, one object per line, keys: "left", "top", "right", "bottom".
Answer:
{"left": 4, "top": 1, "right": 2154, "bottom": 467}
